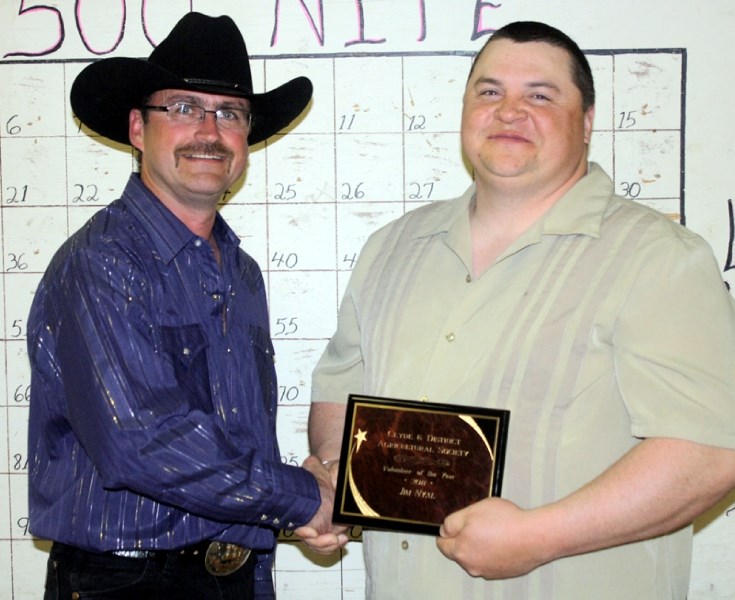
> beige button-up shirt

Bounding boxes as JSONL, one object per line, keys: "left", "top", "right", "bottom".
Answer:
{"left": 312, "top": 163, "right": 735, "bottom": 599}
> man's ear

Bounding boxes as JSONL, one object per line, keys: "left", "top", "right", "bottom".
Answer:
{"left": 128, "top": 108, "right": 145, "bottom": 153}
{"left": 583, "top": 106, "right": 595, "bottom": 144}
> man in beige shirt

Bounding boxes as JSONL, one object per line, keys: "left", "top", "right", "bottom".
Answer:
{"left": 298, "top": 21, "right": 735, "bottom": 599}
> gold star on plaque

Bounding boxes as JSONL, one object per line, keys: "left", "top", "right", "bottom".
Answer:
{"left": 354, "top": 428, "right": 367, "bottom": 453}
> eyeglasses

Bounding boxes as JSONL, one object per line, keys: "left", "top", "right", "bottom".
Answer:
{"left": 143, "top": 102, "right": 253, "bottom": 132}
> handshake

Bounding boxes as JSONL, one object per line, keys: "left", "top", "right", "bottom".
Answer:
{"left": 296, "top": 455, "right": 351, "bottom": 554}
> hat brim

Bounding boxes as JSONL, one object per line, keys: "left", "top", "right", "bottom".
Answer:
{"left": 70, "top": 57, "right": 312, "bottom": 146}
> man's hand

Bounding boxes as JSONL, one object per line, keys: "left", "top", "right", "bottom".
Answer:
{"left": 438, "top": 438, "right": 735, "bottom": 580}
{"left": 437, "top": 497, "right": 548, "bottom": 579}
{"left": 297, "top": 456, "right": 349, "bottom": 554}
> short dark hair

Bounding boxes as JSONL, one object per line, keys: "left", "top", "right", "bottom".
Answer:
{"left": 469, "top": 21, "right": 595, "bottom": 111}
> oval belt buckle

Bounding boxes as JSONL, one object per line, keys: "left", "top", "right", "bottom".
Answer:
{"left": 205, "top": 541, "right": 251, "bottom": 576}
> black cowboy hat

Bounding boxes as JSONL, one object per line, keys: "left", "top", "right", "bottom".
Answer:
{"left": 70, "top": 12, "right": 312, "bottom": 146}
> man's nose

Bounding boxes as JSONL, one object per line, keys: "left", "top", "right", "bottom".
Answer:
{"left": 495, "top": 97, "right": 527, "bottom": 122}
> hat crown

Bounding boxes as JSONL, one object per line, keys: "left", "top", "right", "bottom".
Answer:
{"left": 148, "top": 13, "right": 254, "bottom": 95}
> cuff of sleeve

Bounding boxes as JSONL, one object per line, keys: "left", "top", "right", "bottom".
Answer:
{"left": 257, "top": 462, "right": 321, "bottom": 530}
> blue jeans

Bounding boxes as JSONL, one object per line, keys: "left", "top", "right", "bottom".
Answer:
{"left": 44, "top": 542, "right": 255, "bottom": 599}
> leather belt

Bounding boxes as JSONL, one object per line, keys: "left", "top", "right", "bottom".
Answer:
{"left": 112, "top": 541, "right": 251, "bottom": 576}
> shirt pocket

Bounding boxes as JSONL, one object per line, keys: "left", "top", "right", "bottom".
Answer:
{"left": 248, "top": 325, "right": 276, "bottom": 413}
{"left": 160, "top": 324, "right": 213, "bottom": 414}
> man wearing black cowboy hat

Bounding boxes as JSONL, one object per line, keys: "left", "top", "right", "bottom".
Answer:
{"left": 26, "top": 12, "right": 345, "bottom": 600}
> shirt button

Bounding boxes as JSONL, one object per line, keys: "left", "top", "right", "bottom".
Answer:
{"left": 182, "top": 347, "right": 191, "bottom": 356}
{"left": 445, "top": 332, "right": 455, "bottom": 342}
{"left": 272, "top": 518, "right": 281, "bottom": 526}
{"left": 401, "top": 540, "right": 409, "bottom": 550}
{"left": 212, "top": 293, "right": 221, "bottom": 300}
{"left": 466, "top": 274, "right": 472, "bottom": 283}
{"left": 231, "top": 407, "right": 238, "bottom": 414}
{"left": 194, "top": 239, "right": 203, "bottom": 247}
{"left": 419, "top": 396, "right": 428, "bottom": 402}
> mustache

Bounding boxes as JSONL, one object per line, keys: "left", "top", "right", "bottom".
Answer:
{"left": 174, "top": 142, "right": 234, "bottom": 160}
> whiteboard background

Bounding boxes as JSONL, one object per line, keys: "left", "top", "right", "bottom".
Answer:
{"left": 1, "top": 1, "right": 734, "bottom": 598}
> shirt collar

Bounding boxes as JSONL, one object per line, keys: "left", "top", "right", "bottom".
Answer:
{"left": 120, "top": 173, "right": 240, "bottom": 264}
{"left": 538, "top": 162, "right": 613, "bottom": 238}
{"left": 411, "top": 162, "right": 614, "bottom": 244}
